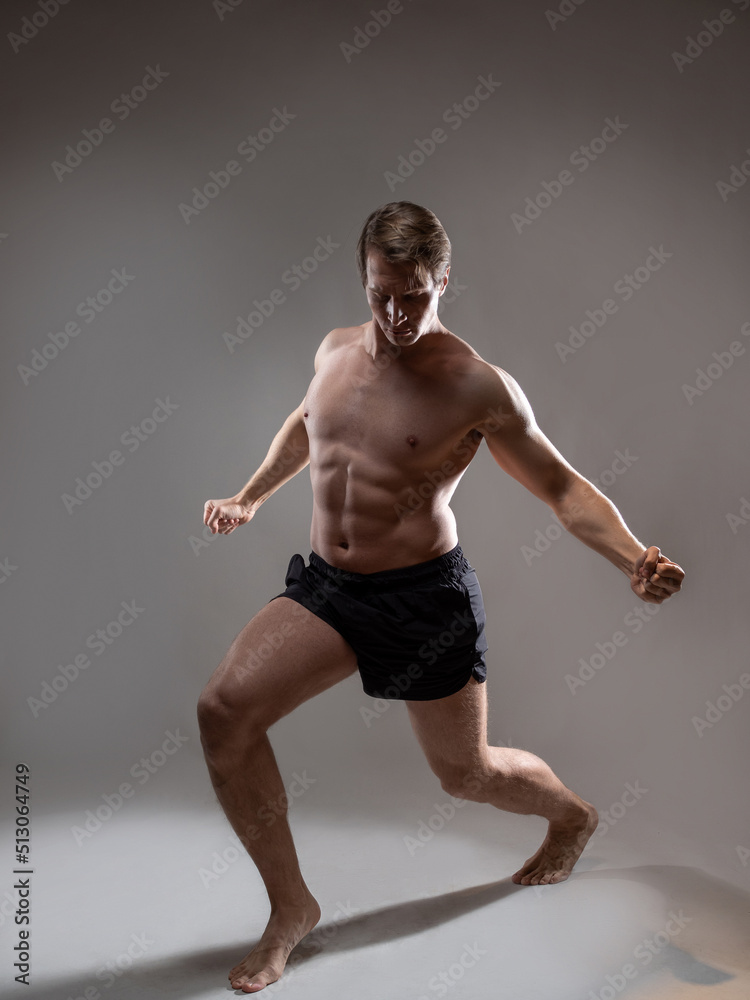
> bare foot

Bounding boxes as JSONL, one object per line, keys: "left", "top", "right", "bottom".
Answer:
{"left": 229, "top": 894, "right": 321, "bottom": 993}
{"left": 511, "top": 802, "right": 599, "bottom": 886}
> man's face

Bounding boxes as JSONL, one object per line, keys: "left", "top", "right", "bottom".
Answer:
{"left": 364, "top": 251, "right": 449, "bottom": 349}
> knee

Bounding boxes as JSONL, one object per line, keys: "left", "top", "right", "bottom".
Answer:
{"left": 435, "top": 762, "right": 493, "bottom": 803}
{"left": 196, "top": 686, "right": 265, "bottom": 755}
{"left": 196, "top": 689, "right": 228, "bottom": 750}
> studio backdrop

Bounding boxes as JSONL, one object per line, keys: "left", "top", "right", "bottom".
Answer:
{"left": 2, "top": 0, "right": 749, "bottom": 994}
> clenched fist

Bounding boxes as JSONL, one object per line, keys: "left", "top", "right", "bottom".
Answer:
{"left": 203, "top": 497, "right": 256, "bottom": 536}
{"left": 631, "top": 545, "right": 684, "bottom": 604}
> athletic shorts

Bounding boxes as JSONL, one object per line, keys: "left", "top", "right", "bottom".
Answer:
{"left": 268, "top": 542, "right": 488, "bottom": 701}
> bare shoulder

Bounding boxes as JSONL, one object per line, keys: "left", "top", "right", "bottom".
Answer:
{"left": 439, "top": 335, "right": 533, "bottom": 431}
{"left": 313, "top": 325, "right": 362, "bottom": 371}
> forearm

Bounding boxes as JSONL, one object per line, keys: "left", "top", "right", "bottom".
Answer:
{"left": 235, "top": 405, "right": 310, "bottom": 508}
{"left": 551, "top": 475, "right": 647, "bottom": 578}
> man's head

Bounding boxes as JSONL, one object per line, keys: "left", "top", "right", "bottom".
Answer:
{"left": 356, "top": 202, "right": 451, "bottom": 349}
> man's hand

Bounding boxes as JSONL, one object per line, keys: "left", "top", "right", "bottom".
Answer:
{"left": 203, "top": 497, "right": 256, "bottom": 535}
{"left": 631, "top": 545, "right": 685, "bottom": 604}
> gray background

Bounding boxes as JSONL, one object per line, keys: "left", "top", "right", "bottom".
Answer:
{"left": 2, "top": 0, "right": 749, "bottom": 978}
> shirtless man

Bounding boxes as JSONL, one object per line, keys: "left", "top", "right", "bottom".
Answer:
{"left": 198, "top": 201, "right": 685, "bottom": 993}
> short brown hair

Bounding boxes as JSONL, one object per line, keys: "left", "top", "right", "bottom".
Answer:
{"left": 355, "top": 201, "right": 451, "bottom": 290}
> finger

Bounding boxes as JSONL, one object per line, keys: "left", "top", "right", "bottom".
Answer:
{"left": 636, "top": 585, "right": 663, "bottom": 604}
{"left": 644, "top": 580, "right": 673, "bottom": 599}
{"left": 651, "top": 567, "right": 683, "bottom": 590}
{"left": 638, "top": 546, "right": 661, "bottom": 577}
{"left": 211, "top": 510, "right": 231, "bottom": 533}
{"left": 646, "top": 546, "right": 662, "bottom": 574}
{"left": 655, "top": 562, "right": 685, "bottom": 582}
{"left": 639, "top": 580, "right": 668, "bottom": 603}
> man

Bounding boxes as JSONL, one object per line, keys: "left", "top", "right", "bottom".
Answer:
{"left": 198, "top": 201, "right": 684, "bottom": 993}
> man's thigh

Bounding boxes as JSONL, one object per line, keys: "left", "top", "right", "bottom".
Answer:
{"left": 405, "top": 675, "right": 489, "bottom": 781}
{"left": 202, "top": 596, "right": 358, "bottom": 728}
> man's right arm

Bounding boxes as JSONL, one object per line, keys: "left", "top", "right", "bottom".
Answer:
{"left": 204, "top": 329, "right": 339, "bottom": 535}
{"left": 234, "top": 398, "right": 310, "bottom": 510}
{"left": 235, "top": 325, "right": 339, "bottom": 509}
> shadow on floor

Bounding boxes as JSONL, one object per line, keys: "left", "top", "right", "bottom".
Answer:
{"left": 27, "top": 864, "right": 750, "bottom": 998}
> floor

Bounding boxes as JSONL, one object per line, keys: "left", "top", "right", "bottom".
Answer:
{"left": 3, "top": 770, "right": 749, "bottom": 1000}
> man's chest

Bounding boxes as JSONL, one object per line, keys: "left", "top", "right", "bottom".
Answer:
{"left": 303, "top": 350, "right": 481, "bottom": 468}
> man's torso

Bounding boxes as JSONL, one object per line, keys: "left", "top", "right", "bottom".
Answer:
{"left": 303, "top": 323, "right": 499, "bottom": 572}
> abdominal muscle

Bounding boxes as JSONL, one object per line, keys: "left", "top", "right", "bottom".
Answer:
{"left": 303, "top": 324, "right": 485, "bottom": 573}
{"left": 308, "top": 451, "right": 462, "bottom": 573}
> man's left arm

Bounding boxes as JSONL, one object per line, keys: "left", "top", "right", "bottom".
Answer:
{"left": 475, "top": 365, "right": 685, "bottom": 604}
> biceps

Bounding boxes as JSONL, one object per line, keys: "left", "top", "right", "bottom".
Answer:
{"left": 484, "top": 423, "right": 578, "bottom": 504}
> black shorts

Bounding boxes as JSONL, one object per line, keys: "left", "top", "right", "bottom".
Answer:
{"left": 268, "top": 543, "right": 488, "bottom": 701}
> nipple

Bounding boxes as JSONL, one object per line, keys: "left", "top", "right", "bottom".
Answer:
{"left": 406, "top": 435, "right": 418, "bottom": 447}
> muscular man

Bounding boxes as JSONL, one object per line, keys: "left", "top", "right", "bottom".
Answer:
{"left": 198, "top": 201, "right": 684, "bottom": 993}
